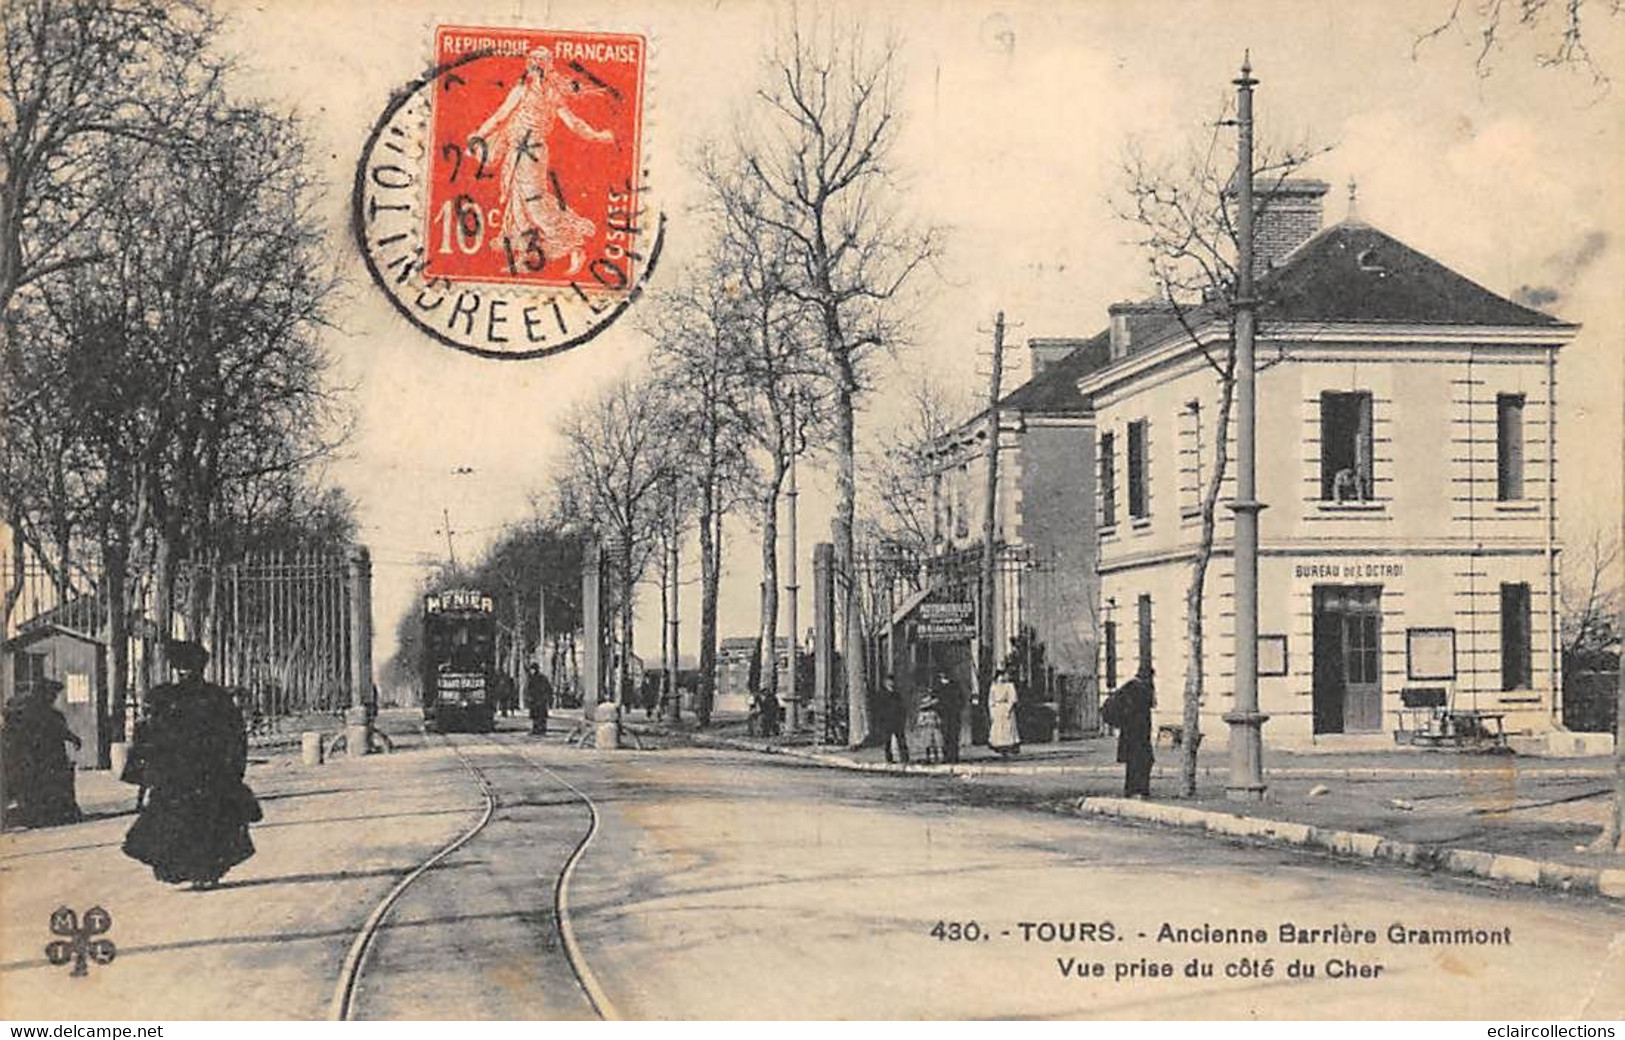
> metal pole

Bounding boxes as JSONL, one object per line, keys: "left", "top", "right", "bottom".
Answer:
{"left": 1225, "top": 53, "right": 1269, "bottom": 801}
{"left": 977, "top": 311, "right": 1007, "bottom": 745}
{"left": 786, "top": 396, "right": 802, "bottom": 731}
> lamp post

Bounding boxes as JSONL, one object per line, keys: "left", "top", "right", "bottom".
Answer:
{"left": 1224, "top": 53, "right": 1269, "bottom": 801}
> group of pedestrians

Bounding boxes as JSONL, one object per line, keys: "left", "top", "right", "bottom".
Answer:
{"left": 873, "top": 665, "right": 1018, "bottom": 766}
{"left": 2, "top": 640, "right": 261, "bottom": 890}
{"left": 870, "top": 660, "right": 1157, "bottom": 797}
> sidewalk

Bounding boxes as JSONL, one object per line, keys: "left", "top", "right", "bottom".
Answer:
{"left": 0, "top": 716, "right": 486, "bottom": 1020}
{"left": 641, "top": 719, "right": 1625, "bottom": 900}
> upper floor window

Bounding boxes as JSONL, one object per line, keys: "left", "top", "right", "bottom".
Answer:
{"left": 1320, "top": 391, "right": 1373, "bottom": 502}
{"left": 1127, "top": 419, "right": 1150, "bottom": 519}
{"left": 1179, "top": 399, "right": 1203, "bottom": 518}
{"left": 1100, "top": 432, "right": 1117, "bottom": 528}
{"left": 1497, "top": 394, "right": 1525, "bottom": 501}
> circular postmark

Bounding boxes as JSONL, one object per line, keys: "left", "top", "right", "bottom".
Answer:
{"left": 353, "top": 27, "right": 664, "bottom": 360}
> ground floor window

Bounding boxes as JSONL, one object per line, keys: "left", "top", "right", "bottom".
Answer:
{"left": 1103, "top": 620, "right": 1118, "bottom": 690}
{"left": 1136, "top": 594, "right": 1152, "bottom": 675}
{"left": 1500, "top": 583, "right": 1532, "bottom": 690}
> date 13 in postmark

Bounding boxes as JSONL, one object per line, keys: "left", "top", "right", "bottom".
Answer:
{"left": 354, "top": 26, "right": 663, "bottom": 359}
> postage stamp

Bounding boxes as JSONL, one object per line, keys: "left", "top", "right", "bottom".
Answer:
{"left": 353, "top": 25, "right": 659, "bottom": 360}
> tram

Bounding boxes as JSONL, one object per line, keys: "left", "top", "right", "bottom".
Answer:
{"left": 421, "top": 588, "right": 497, "bottom": 733}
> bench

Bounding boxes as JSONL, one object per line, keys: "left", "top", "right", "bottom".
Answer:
{"left": 1393, "top": 688, "right": 1508, "bottom": 749}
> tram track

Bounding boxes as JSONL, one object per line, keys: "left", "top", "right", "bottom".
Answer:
{"left": 328, "top": 729, "right": 615, "bottom": 1021}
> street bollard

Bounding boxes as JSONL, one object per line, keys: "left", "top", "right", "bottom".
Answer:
{"left": 301, "top": 731, "right": 325, "bottom": 767}
{"left": 595, "top": 717, "right": 621, "bottom": 750}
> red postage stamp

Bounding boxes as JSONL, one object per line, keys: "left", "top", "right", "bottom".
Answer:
{"left": 424, "top": 26, "right": 646, "bottom": 292}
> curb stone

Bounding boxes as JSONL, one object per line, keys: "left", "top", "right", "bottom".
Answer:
{"left": 645, "top": 725, "right": 1624, "bottom": 900}
{"left": 645, "top": 728, "right": 1609, "bottom": 781}
{"left": 1079, "top": 796, "right": 1623, "bottom": 901}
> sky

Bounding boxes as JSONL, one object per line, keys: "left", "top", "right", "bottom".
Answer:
{"left": 217, "top": 0, "right": 1625, "bottom": 680}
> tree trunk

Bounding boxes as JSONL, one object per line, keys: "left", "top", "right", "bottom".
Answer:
{"left": 620, "top": 537, "right": 635, "bottom": 716}
{"left": 666, "top": 503, "right": 682, "bottom": 724}
{"left": 105, "top": 539, "right": 130, "bottom": 751}
{"left": 756, "top": 458, "right": 787, "bottom": 736}
{"left": 1180, "top": 367, "right": 1237, "bottom": 797}
{"left": 833, "top": 380, "right": 869, "bottom": 747}
{"left": 697, "top": 476, "right": 719, "bottom": 728}
{"left": 153, "top": 515, "right": 180, "bottom": 681}
{"left": 3, "top": 499, "right": 24, "bottom": 636}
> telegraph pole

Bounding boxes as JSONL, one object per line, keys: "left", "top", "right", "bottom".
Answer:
{"left": 1225, "top": 53, "right": 1269, "bottom": 801}
{"left": 977, "top": 311, "right": 1007, "bottom": 745}
{"left": 442, "top": 507, "right": 459, "bottom": 572}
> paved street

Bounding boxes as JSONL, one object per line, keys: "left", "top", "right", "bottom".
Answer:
{"left": 3, "top": 725, "right": 1623, "bottom": 1020}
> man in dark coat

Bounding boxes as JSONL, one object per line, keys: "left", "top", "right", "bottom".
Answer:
{"left": 2, "top": 679, "right": 82, "bottom": 828}
{"left": 122, "top": 641, "right": 258, "bottom": 889}
{"left": 1103, "top": 664, "right": 1155, "bottom": 797}
{"left": 875, "top": 676, "right": 910, "bottom": 765}
{"left": 931, "top": 668, "right": 964, "bottom": 764}
{"left": 523, "top": 662, "right": 552, "bottom": 736}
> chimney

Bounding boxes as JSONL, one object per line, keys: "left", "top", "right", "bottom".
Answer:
{"left": 1108, "top": 301, "right": 1175, "bottom": 359}
{"left": 1028, "top": 338, "right": 1075, "bottom": 376}
{"left": 1250, "top": 178, "right": 1328, "bottom": 274}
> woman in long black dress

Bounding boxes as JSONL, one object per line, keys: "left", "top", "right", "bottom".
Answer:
{"left": 122, "top": 642, "right": 258, "bottom": 889}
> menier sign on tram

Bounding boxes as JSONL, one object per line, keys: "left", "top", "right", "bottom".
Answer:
{"left": 915, "top": 601, "right": 976, "bottom": 642}
{"left": 425, "top": 589, "right": 495, "bottom": 614}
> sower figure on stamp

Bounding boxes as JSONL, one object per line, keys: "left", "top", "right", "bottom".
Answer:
{"left": 472, "top": 46, "right": 615, "bottom": 277}
{"left": 524, "top": 661, "right": 552, "bottom": 736}
{"left": 1102, "top": 664, "right": 1155, "bottom": 798}
{"left": 122, "top": 641, "right": 260, "bottom": 890}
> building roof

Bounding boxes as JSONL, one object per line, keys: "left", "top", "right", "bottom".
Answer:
{"left": 1093, "top": 218, "right": 1570, "bottom": 379}
{"left": 998, "top": 332, "right": 1113, "bottom": 414}
{"left": 4, "top": 623, "right": 107, "bottom": 652}
{"left": 942, "top": 331, "right": 1113, "bottom": 443}
{"left": 1257, "top": 220, "right": 1564, "bottom": 327}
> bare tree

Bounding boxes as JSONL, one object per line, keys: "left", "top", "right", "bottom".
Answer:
{"left": 0, "top": 0, "right": 222, "bottom": 339}
{"left": 1414, "top": 0, "right": 1624, "bottom": 83}
{"left": 732, "top": 13, "right": 941, "bottom": 746}
{"left": 697, "top": 151, "right": 831, "bottom": 735}
{"left": 646, "top": 262, "right": 753, "bottom": 728}
{"left": 1561, "top": 526, "right": 1625, "bottom": 853}
{"left": 559, "top": 375, "right": 680, "bottom": 717}
{"left": 861, "top": 378, "right": 968, "bottom": 556}
{"left": 1561, "top": 528, "right": 1621, "bottom": 665}
{"left": 1115, "top": 110, "right": 1325, "bottom": 797}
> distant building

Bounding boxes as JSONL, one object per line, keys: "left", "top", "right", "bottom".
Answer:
{"left": 715, "top": 636, "right": 794, "bottom": 713}
{"left": 923, "top": 335, "right": 1114, "bottom": 736}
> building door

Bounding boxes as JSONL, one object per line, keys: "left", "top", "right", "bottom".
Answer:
{"left": 1312, "top": 585, "right": 1383, "bottom": 733}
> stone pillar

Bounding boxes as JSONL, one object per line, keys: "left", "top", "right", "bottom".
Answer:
{"left": 812, "top": 543, "right": 835, "bottom": 744}
{"left": 345, "top": 545, "right": 375, "bottom": 756}
{"left": 581, "top": 539, "right": 616, "bottom": 746}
